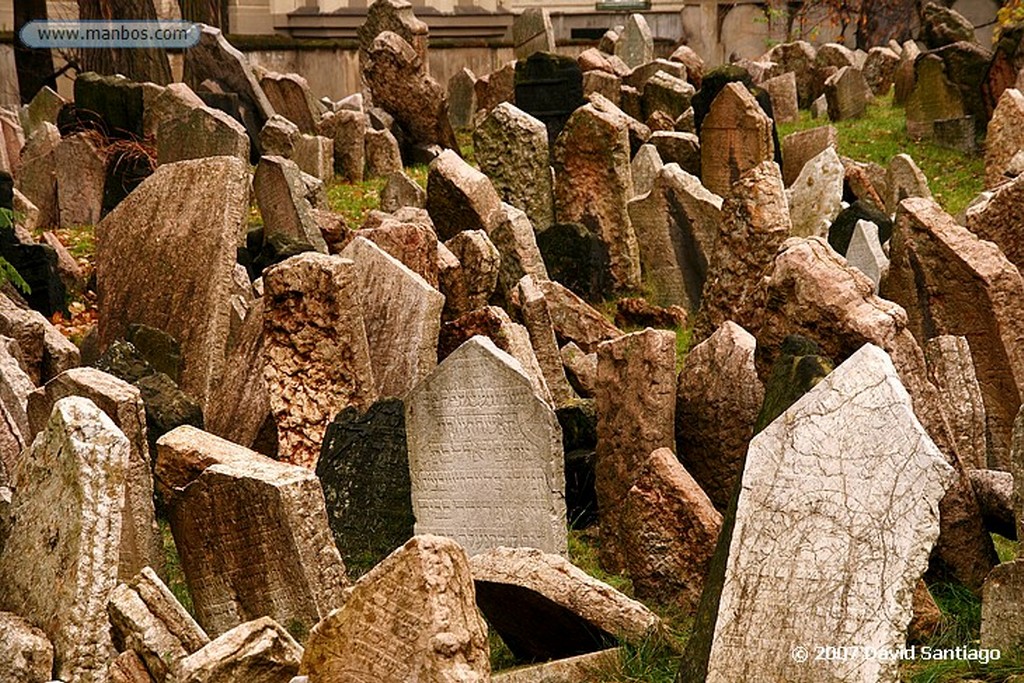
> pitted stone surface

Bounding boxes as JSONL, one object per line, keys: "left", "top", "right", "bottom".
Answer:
{"left": 405, "top": 336, "right": 567, "bottom": 556}
{"left": 299, "top": 535, "right": 489, "bottom": 683}
{"left": 925, "top": 335, "right": 987, "bottom": 471}
{"left": 681, "top": 344, "right": 953, "bottom": 683}
{"left": 786, "top": 146, "right": 844, "bottom": 238}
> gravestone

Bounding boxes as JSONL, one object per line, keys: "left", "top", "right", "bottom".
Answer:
{"left": 985, "top": 88, "right": 1024, "bottom": 188}
{"left": 513, "top": 8, "right": 555, "bottom": 60}
{"left": 158, "top": 426, "right": 347, "bottom": 638}
{"left": 614, "top": 14, "right": 653, "bottom": 69}
{"left": 364, "top": 127, "right": 402, "bottom": 178}
{"left": 781, "top": 125, "right": 838, "bottom": 187}
{"left": 299, "top": 536, "right": 488, "bottom": 682}
{"left": 765, "top": 41, "right": 818, "bottom": 108}
{"left": 824, "top": 66, "right": 869, "bottom": 121}
{"left": 515, "top": 52, "right": 586, "bottom": 144}
{"left": 966, "top": 171, "right": 1024, "bottom": 272}
{"left": 14, "top": 122, "right": 59, "bottom": 229}
{"left": 844, "top": 219, "right": 889, "bottom": 293}
{"left": 641, "top": 71, "right": 695, "bottom": 122}
{"left": 863, "top": 46, "right": 900, "bottom": 95}
{"left": 490, "top": 202, "right": 549, "bottom": 301}
{"left": 379, "top": 170, "right": 426, "bottom": 213}
{"left": 426, "top": 149, "right": 503, "bottom": 240}
{"left": 175, "top": 617, "right": 302, "bottom": 680}
{"left": 263, "top": 253, "right": 377, "bottom": 469}
{"left": 74, "top": 72, "right": 145, "bottom": 140}
{"left": 886, "top": 153, "right": 932, "bottom": 214}
{"left": 786, "top": 146, "right": 844, "bottom": 238}
{"left": 259, "top": 72, "right": 322, "bottom": 134}
{"left": 761, "top": 72, "right": 799, "bottom": 124}
{"left": 447, "top": 67, "right": 477, "bottom": 131}
{"left": 630, "top": 143, "right": 663, "bottom": 197}
{"left": 439, "top": 230, "right": 501, "bottom": 318}
{"left": 405, "top": 335, "right": 567, "bottom": 556}
{"left": 54, "top": 133, "right": 106, "bottom": 227}
{"left": 358, "top": 0, "right": 430, "bottom": 68}
{"left": 339, "top": 236, "right": 443, "bottom": 400}
{"left": 536, "top": 222, "right": 611, "bottom": 301}
{"left": 316, "top": 398, "right": 414, "bottom": 577}
{"left": 538, "top": 279, "right": 622, "bottom": 353}
{"left": 699, "top": 82, "right": 774, "bottom": 197}
{"left": 253, "top": 156, "right": 328, "bottom": 253}
{"left": 515, "top": 275, "right": 576, "bottom": 407}
{"left": 96, "top": 156, "right": 248, "bottom": 416}
{"left": 679, "top": 344, "right": 953, "bottom": 683}
{"left": 0, "top": 397, "right": 129, "bottom": 683}
{"left": 925, "top": 335, "right": 987, "bottom": 471}
{"left": 595, "top": 328, "right": 676, "bottom": 572}
{"left": 475, "top": 61, "right": 517, "bottom": 115}
{"left": 553, "top": 103, "right": 641, "bottom": 295}
{"left": 474, "top": 103, "right": 555, "bottom": 233}
{"left": 317, "top": 109, "right": 365, "bottom": 182}
{"left": 0, "top": 612, "right": 53, "bottom": 683}
{"left": 906, "top": 55, "right": 966, "bottom": 139}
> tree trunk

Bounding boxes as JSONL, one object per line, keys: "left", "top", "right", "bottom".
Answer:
{"left": 76, "top": 0, "right": 173, "bottom": 85}
{"left": 14, "top": 0, "right": 57, "bottom": 104}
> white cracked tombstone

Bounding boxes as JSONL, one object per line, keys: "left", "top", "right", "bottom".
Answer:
{"left": 679, "top": 344, "right": 954, "bottom": 683}
{"left": 0, "top": 396, "right": 130, "bottom": 683}
{"left": 405, "top": 335, "right": 567, "bottom": 556}
{"left": 786, "top": 145, "right": 844, "bottom": 238}
{"left": 844, "top": 219, "right": 889, "bottom": 293}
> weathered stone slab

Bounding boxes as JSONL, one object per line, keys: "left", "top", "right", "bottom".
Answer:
{"left": 515, "top": 275, "right": 576, "bottom": 407}
{"left": 0, "top": 335, "right": 32, "bottom": 476}
{"left": 968, "top": 468, "right": 1015, "bottom": 538}
{"left": 594, "top": 328, "right": 676, "bottom": 572}
{"left": 316, "top": 398, "right": 413, "bottom": 577}
{"left": 476, "top": 61, "right": 517, "bottom": 115}
{"left": 553, "top": 103, "right": 640, "bottom": 294}
{"left": 981, "top": 559, "right": 1024, "bottom": 653}
{"left": 761, "top": 71, "right": 798, "bottom": 123}
{"left": 259, "top": 72, "right": 322, "bottom": 134}
{"left": 765, "top": 41, "right": 818, "bottom": 108}
{"left": 426, "top": 148, "right": 503, "bottom": 241}
{"left": 20, "top": 85, "right": 64, "bottom": 140}
{"left": 447, "top": 67, "right": 477, "bottom": 131}
{"left": 490, "top": 203, "right": 549, "bottom": 301}
{"left": 561, "top": 342, "right": 597, "bottom": 398}
{"left": 863, "top": 46, "right": 899, "bottom": 96}
{"left": 27, "top": 368, "right": 161, "bottom": 583}
{"left": 843, "top": 219, "right": 888, "bottom": 293}
{"left": 630, "top": 144, "right": 663, "bottom": 198}
{"left": 537, "top": 279, "right": 622, "bottom": 353}
{"left": 340, "top": 236, "right": 442, "bottom": 400}
{"left": 254, "top": 155, "right": 328, "bottom": 253}
{"left": 614, "top": 14, "right": 653, "bottom": 69}
{"left": 965, "top": 171, "right": 1024, "bottom": 273}
{"left": 675, "top": 321, "right": 763, "bottom": 511}
{"left": 97, "top": 156, "right": 249, "bottom": 416}
{"left": 440, "top": 230, "right": 501, "bottom": 319}
{"left": 263, "top": 253, "right": 376, "bottom": 469}
{"left": 0, "top": 611, "right": 53, "bottom": 683}
{"left": 300, "top": 535, "right": 488, "bottom": 682}
{"left": 159, "top": 426, "right": 347, "bottom": 638}
{"left": 364, "top": 127, "right": 402, "bottom": 178}
{"left": 54, "top": 132, "right": 105, "bottom": 228}
{"left": 355, "top": 211, "right": 438, "bottom": 288}
{"left": 379, "top": 171, "right": 426, "bottom": 213}
{"left": 513, "top": 8, "right": 555, "bottom": 60}
{"left": 680, "top": 344, "right": 953, "bottom": 683}
{"left": 641, "top": 71, "right": 695, "bottom": 122}
{"left": 157, "top": 103, "right": 250, "bottom": 165}
{"left": 176, "top": 617, "right": 302, "bottom": 683}
{"left": 700, "top": 82, "right": 774, "bottom": 197}
{"left": 108, "top": 650, "right": 155, "bottom": 683}
{"left": 474, "top": 103, "right": 554, "bottom": 233}
{"left": 621, "top": 448, "right": 721, "bottom": 610}
{"left": 786, "top": 145, "right": 843, "bottom": 238}
{"left": 15, "top": 122, "right": 59, "bottom": 229}
{"left": 358, "top": 0, "right": 430, "bottom": 68}
{"left": 406, "top": 336, "right": 567, "bottom": 556}
{"left": 884, "top": 198, "right": 1024, "bottom": 471}
{"left": 781, "top": 125, "right": 838, "bottom": 187}
{"left": 925, "top": 335, "right": 988, "bottom": 471}
{"left": 885, "top": 153, "right": 932, "bottom": 214}
{"left": 824, "top": 66, "right": 869, "bottom": 121}
{"left": 471, "top": 546, "right": 659, "bottom": 660}
{"left": 491, "top": 649, "right": 619, "bottom": 683}
{"left": 316, "top": 109, "right": 365, "bottom": 182}
{"left": 906, "top": 55, "right": 966, "bottom": 139}
{"left": 0, "top": 397, "right": 129, "bottom": 683}
{"left": 986, "top": 87, "right": 1024, "bottom": 188}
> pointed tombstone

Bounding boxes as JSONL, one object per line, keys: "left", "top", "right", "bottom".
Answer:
{"left": 380, "top": 170, "right": 426, "bottom": 213}
{"left": 844, "top": 219, "right": 888, "bottom": 292}
{"left": 0, "top": 396, "right": 130, "bottom": 683}
{"left": 300, "top": 535, "right": 489, "bottom": 682}
{"left": 615, "top": 14, "right": 654, "bottom": 69}
{"left": 679, "top": 344, "right": 954, "bottom": 683}
{"left": 513, "top": 8, "right": 555, "bottom": 60}
{"left": 885, "top": 153, "right": 932, "bottom": 215}
{"left": 628, "top": 163, "right": 721, "bottom": 311}
{"left": 553, "top": 103, "right": 641, "bottom": 294}
{"left": 630, "top": 143, "right": 663, "bottom": 198}
{"left": 259, "top": 72, "right": 323, "bottom": 134}
{"left": 474, "top": 102, "right": 555, "bottom": 233}
{"left": 254, "top": 156, "right": 329, "bottom": 253}
{"left": 157, "top": 426, "right": 348, "bottom": 639}
{"left": 693, "top": 161, "right": 791, "bottom": 342}
{"left": 470, "top": 546, "right": 660, "bottom": 660}
{"left": 316, "top": 398, "right": 414, "bottom": 578}
{"left": 924, "top": 336, "right": 988, "bottom": 471}
{"left": 339, "top": 237, "right": 443, "bottom": 400}
{"left": 97, "top": 156, "right": 249, "bottom": 416}
{"left": 965, "top": 171, "right": 1024, "bottom": 273}
{"left": 675, "top": 321, "right": 764, "bottom": 511}
{"left": 594, "top": 328, "right": 676, "bottom": 572}
{"left": 786, "top": 146, "right": 844, "bottom": 238}
{"left": 406, "top": 336, "right": 567, "bottom": 556}
{"left": 986, "top": 88, "right": 1024, "bottom": 188}
{"left": 883, "top": 198, "right": 1024, "bottom": 471}
{"left": 26, "top": 368, "right": 162, "bottom": 583}
{"left": 263, "top": 252, "right": 377, "bottom": 469}
{"left": 490, "top": 202, "right": 549, "bottom": 301}
{"left": 699, "top": 82, "right": 774, "bottom": 198}
{"left": 515, "top": 275, "right": 576, "bottom": 407}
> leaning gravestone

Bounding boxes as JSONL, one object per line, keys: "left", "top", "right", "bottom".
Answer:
{"left": 679, "top": 344, "right": 953, "bottom": 683}
{"left": 0, "top": 397, "right": 129, "bottom": 683}
{"left": 316, "top": 398, "right": 414, "bottom": 577}
{"left": 843, "top": 219, "right": 889, "bottom": 293}
{"left": 513, "top": 8, "right": 555, "bottom": 60}
{"left": 905, "top": 55, "right": 966, "bottom": 140}
{"left": 824, "top": 66, "right": 869, "bottom": 121}
{"left": 405, "top": 335, "right": 567, "bottom": 556}
{"left": 614, "top": 14, "right": 654, "bottom": 69}
{"left": 514, "top": 52, "right": 586, "bottom": 144}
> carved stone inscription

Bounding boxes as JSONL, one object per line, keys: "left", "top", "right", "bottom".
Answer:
{"left": 405, "top": 335, "right": 567, "bottom": 556}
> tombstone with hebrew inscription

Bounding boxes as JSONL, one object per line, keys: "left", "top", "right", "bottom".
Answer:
{"left": 405, "top": 335, "right": 567, "bottom": 556}
{"left": 679, "top": 344, "right": 953, "bottom": 683}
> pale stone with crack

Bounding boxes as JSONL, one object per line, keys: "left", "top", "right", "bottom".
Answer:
{"left": 680, "top": 344, "right": 953, "bottom": 683}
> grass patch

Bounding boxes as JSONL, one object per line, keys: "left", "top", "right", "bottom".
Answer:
{"left": 568, "top": 528, "right": 634, "bottom": 597}
{"left": 993, "top": 533, "right": 1018, "bottom": 564}
{"left": 776, "top": 93, "right": 985, "bottom": 217}
{"left": 488, "top": 626, "right": 518, "bottom": 672}
{"left": 325, "top": 165, "right": 429, "bottom": 227}
{"left": 159, "top": 517, "right": 194, "bottom": 616}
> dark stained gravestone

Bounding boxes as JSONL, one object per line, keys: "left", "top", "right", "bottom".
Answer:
{"left": 74, "top": 72, "right": 145, "bottom": 140}
{"left": 828, "top": 199, "right": 893, "bottom": 256}
{"left": 0, "top": 225, "right": 66, "bottom": 318}
{"left": 515, "top": 52, "right": 585, "bottom": 143}
{"left": 316, "top": 398, "right": 415, "bottom": 578}
{"left": 197, "top": 91, "right": 262, "bottom": 164}
{"left": 536, "top": 222, "right": 610, "bottom": 302}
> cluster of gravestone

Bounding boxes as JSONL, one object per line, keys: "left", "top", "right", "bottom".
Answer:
{"left": 4, "top": 0, "right": 1024, "bottom": 680}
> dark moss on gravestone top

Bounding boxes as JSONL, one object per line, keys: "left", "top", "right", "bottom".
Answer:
{"left": 536, "top": 223, "right": 610, "bottom": 302}
{"left": 316, "top": 398, "right": 414, "bottom": 579}
{"left": 514, "top": 52, "right": 585, "bottom": 144}
{"left": 753, "top": 335, "right": 834, "bottom": 435}
{"left": 828, "top": 199, "right": 893, "bottom": 256}
{"left": 692, "top": 66, "right": 782, "bottom": 167}
{"left": 556, "top": 399, "right": 597, "bottom": 529}
{"left": 197, "top": 91, "right": 262, "bottom": 164}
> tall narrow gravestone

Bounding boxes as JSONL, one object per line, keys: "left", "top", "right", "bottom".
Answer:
{"left": 405, "top": 335, "right": 567, "bottom": 556}
{"left": 679, "top": 344, "right": 953, "bottom": 683}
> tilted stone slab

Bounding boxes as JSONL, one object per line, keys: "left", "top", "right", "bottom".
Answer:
{"left": 680, "top": 344, "right": 953, "bottom": 683}
{"left": 300, "top": 535, "right": 489, "bottom": 682}
{"left": 0, "top": 397, "right": 129, "bottom": 683}
{"left": 925, "top": 335, "right": 988, "bottom": 471}
{"left": 176, "top": 617, "right": 302, "bottom": 683}
{"left": 158, "top": 426, "right": 348, "bottom": 638}
{"left": 406, "top": 336, "right": 567, "bottom": 556}
{"left": 699, "top": 82, "right": 774, "bottom": 198}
